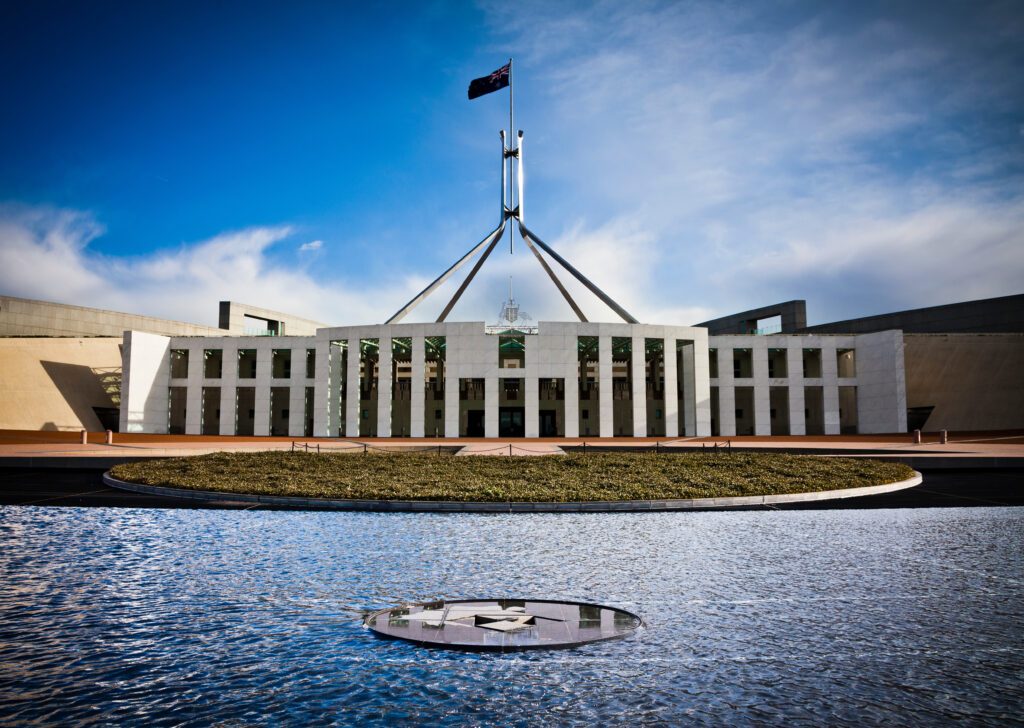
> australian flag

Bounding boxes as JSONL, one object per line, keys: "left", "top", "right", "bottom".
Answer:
{"left": 468, "top": 63, "right": 510, "bottom": 100}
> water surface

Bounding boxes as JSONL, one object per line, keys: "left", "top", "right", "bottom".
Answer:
{"left": 0, "top": 506, "right": 1021, "bottom": 725}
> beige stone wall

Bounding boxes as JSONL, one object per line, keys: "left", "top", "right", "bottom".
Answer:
{"left": 0, "top": 295, "right": 224, "bottom": 337}
{"left": 904, "top": 334, "right": 1024, "bottom": 431}
{"left": 0, "top": 338, "right": 124, "bottom": 431}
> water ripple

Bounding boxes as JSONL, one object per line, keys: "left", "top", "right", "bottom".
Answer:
{"left": 0, "top": 506, "right": 1021, "bottom": 725}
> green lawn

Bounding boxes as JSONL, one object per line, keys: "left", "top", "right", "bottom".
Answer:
{"left": 109, "top": 451, "right": 915, "bottom": 503}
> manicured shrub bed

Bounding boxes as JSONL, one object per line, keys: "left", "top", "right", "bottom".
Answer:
{"left": 109, "top": 451, "right": 916, "bottom": 503}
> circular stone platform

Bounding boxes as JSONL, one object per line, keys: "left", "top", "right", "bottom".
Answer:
{"left": 364, "top": 599, "right": 643, "bottom": 652}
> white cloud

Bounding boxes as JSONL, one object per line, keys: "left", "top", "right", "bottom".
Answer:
{"left": 299, "top": 239, "right": 323, "bottom": 253}
{"left": 0, "top": 205, "right": 420, "bottom": 327}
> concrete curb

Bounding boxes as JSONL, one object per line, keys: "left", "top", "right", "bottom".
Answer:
{"left": 101, "top": 471, "right": 923, "bottom": 513}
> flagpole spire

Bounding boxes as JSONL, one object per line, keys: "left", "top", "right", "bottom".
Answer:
{"left": 508, "top": 57, "right": 515, "bottom": 254}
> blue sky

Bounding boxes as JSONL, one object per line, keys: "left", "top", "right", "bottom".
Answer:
{"left": 1, "top": 0, "right": 1022, "bottom": 327}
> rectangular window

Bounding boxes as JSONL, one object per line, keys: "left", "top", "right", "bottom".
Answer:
{"left": 168, "top": 386, "right": 187, "bottom": 434}
{"left": 804, "top": 385, "right": 824, "bottom": 435}
{"left": 459, "top": 378, "right": 485, "bottom": 437}
{"left": 837, "top": 348, "right": 856, "bottom": 378}
{"left": 770, "top": 386, "right": 789, "bottom": 435}
{"left": 238, "top": 349, "right": 257, "bottom": 379}
{"left": 306, "top": 348, "right": 316, "bottom": 379}
{"left": 201, "top": 386, "right": 220, "bottom": 435}
{"left": 424, "top": 336, "right": 446, "bottom": 437}
{"left": 270, "top": 387, "right": 290, "bottom": 436}
{"left": 708, "top": 348, "right": 718, "bottom": 378}
{"left": 803, "top": 349, "right": 822, "bottom": 378}
{"left": 272, "top": 349, "right": 292, "bottom": 379}
{"left": 768, "top": 348, "right": 787, "bottom": 378}
{"left": 204, "top": 349, "right": 223, "bottom": 379}
{"left": 498, "top": 335, "right": 526, "bottom": 368}
{"left": 612, "top": 337, "right": 633, "bottom": 437}
{"left": 645, "top": 338, "right": 665, "bottom": 437}
{"left": 578, "top": 336, "right": 599, "bottom": 436}
{"left": 733, "top": 349, "right": 752, "bottom": 378}
{"left": 170, "top": 349, "right": 189, "bottom": 379}
{"left": 735, "top": 386, "right": 755, "bottom": 435}
{"left": 391, "top": 337, "right": 412, "bottom": 437}
{"left": 236, "top": 387, "right": 256, "bottom": 436}
{"left": 839, "top": 385, "right": 858, "bottom": 434}
{"left": 359, "top": 338, "right": 379, "bottom": 437}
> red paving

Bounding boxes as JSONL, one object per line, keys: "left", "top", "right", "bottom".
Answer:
{"left": 1, "top": 429, "right": 1022, "bottom": 460}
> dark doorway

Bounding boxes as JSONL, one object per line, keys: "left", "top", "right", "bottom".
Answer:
{"left": 465, "top": 410, "right": 485, "bottom": 437}
{"left": 539, "top": 410, "right": 558, "bottom": 437}
{"left": 499, "top": 407, "right": 525, "bottom": 437}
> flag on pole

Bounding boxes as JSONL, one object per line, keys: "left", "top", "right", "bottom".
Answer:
{"left": 468, "top": 63, "right": 510, "bottom": 100}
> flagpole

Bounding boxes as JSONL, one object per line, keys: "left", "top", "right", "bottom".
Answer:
{"left": 508, "top": 56, "right": 514, "bottom": 254}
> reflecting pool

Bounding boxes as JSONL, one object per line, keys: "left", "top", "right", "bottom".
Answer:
{"left": 0, "top": 506, "right": 1021, "bottom": 725}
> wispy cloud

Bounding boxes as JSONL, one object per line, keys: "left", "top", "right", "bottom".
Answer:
{"left": 0, "top": 204, "right": 419, "bottom": 327}
{"left": 477, "top": 0, "right": 1024, "bottom": 323}
{"left": 299, "top": 239, "right": 323, "bottom": 253}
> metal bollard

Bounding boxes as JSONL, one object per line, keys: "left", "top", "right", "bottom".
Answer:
{"left": 80, "top": 429, "right": 88, "bottom": 445}
{"left": 105, "top": 430, "right": 113, "bottom": 445}
{"left": 913, "top": 429, "right": 921, "bottom": 444}
{"left": 940, "top": 430, "right": 948, "bottom": 444}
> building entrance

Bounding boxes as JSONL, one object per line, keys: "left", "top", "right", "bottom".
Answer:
{"left": 499, "top": 407, "right": 525, "bottom": 437}
{"left": 539, "top": 410, "right": 558, "bottom": 437}
{"left": 465, "top": 410, "right": 485, "bottom": 437}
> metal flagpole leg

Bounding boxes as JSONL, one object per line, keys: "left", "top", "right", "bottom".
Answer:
{"left": 436, "top": 221, "right": 507, "bottom": 322}
{"left": 508, "top": 56, "right": 514, "bottom": 254}
{"left": 517, "top": 130, "right": 524, "bottom": 224}
{"left": 500, "top": 130, "right": 507, "bottom": 224}
{"left": 385, "top": 221, "right": 507, "bottom": 324}
{"left": 518, "top": 221, "right": 640, "bottom": 324}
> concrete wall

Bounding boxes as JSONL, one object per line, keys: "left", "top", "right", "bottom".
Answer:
{"left": 698, "top": 301, "right": 807, "bottom": 335}
{"left": 119, "top": 332, "right": 172, "bottom": 433}
{"left": 802, "top": 293, "right": 1024, "bottom": 334}
{"left": 707, "top": 332, "right": 906, "bottom": 435}
{"left": 131, "top": 322, "right": 712, "bottom": 437}
{"left": 0, "top": 337, "right": 123, "bottom": 430}
{"left": 904, "top": 333, "right": 1024, "bottom": 431}
{"left": 218, "top": 301, "right": 326, "bottom": 336}
{"left": 0, "top": 295, "right": 224, "bottom": 337}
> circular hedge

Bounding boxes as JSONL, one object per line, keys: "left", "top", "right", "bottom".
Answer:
{"left": 109, "top": 451, "right": 916, "bottom": 503}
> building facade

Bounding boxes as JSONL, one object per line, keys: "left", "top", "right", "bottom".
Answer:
{"left": 119, "top": 322, "right": 906, "bottom": 438}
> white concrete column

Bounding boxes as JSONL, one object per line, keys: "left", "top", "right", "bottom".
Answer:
{"left": 185, "top": 346, "right": 203, "bottom": 435}
{"left": 598, "top": 335, "right": 613, "bottom": 438}
{"left": 287, "top": 385, "right": 303, "bottom": 437}
{"left": 119, "top": 331, "right": 172, "bottom": 434}
{"left": 663, "top": 338, "right": 679, "bottom": 438}
{"left": 219, "top": 346, "right": 238, "bottom": 436}
{"left": 525, "top": 377, "right": 539, "bottom": 438}
{"left": 684, "top": 342, "right": 698, "bottom": 436}
{"left": 631, "top": 335, "right": 646, "bottom": 437}
{"left": 821, "top": 341, "right": 840, "bottom": 434}
{"left": 324, "top": 340, "right": 340, "bottom": 437}
{"left": 787, "top": 345, "right": 805, "bottom": 435}
{"left": 717, "top": 347, "right": 736, "bottom": 436}
{"left": 692, "top": 337, "right": 708, "bottom": 436}
{"left": 410, "top": 336, "right": 425, "bottom": 438}
{"left": 377, "top": 334, "right": 392, "bottom": 437}
{"left": 484, "top": 376, "right": 499, "bottom": 438}
{"left": 346, "top": 342, "right": 360, "bottom": 437}
{"left": 253, "top": 348, "right": 272, "bottom": 436}
{"left": 444, "top": 365, "right": 459, "bottom": 438}
{"left": 752, "top": 342, "right": 771, "bottom": 436}
{"left": 564, "top": 358, "right": 580, "bottom": 438}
